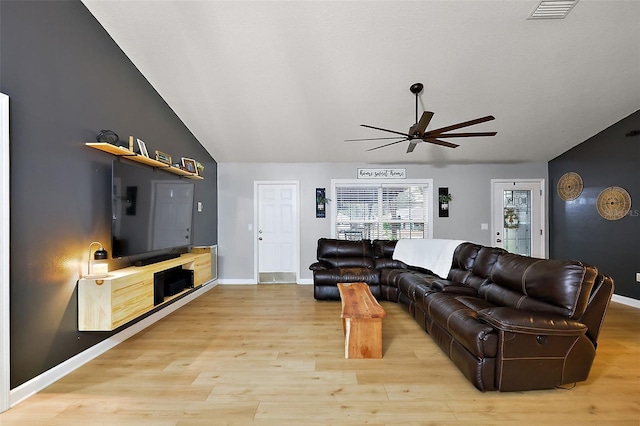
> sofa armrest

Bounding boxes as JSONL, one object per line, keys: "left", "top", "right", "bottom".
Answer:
{"left": 478, "top": 307, "right": 587, "bottom": 336}
{"left": 442, "top": 285, "right": 478, "bottom": 296}
{"left": 309, "top": 261, "right": 331, "bottom": 271}
{"left": 375, "top": 258, "right": 407, "bottom": 270}
{"left": 430, "top": 279, "right": 478, "bottom": 296}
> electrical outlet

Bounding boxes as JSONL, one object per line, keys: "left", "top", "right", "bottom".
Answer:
{"left": 636, "top": 273, "right": 640, "bottom": 283}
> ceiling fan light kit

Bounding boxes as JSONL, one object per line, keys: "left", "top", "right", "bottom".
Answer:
{"left": 347, "top": 83, "right": 497, "bottom": 153}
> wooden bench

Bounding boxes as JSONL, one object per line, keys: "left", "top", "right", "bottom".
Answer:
{"left": 337, "top": 283, "right": 387, "bottom": 359}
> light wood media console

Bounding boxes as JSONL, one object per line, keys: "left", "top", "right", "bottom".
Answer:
{"left": 78, "top": 249, "right": 214, "bottom": 331}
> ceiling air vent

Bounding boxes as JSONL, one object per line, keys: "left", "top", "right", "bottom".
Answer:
{"left": 529, "top": 0, "right": 579, "bottom": 19}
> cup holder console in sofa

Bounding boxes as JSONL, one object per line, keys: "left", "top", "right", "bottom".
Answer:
{"left": 310, "top": 238, "right": 614, "bottom": 392}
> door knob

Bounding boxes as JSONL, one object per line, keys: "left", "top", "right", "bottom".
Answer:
{"left": 259, "top": 237, "right": 262, "bottom": 241}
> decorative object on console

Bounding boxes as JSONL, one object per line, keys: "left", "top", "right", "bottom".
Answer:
{"left": 557, "top": 171, "right": 583, "bottom": 201}
{"left": 438, "top": 187, "right": 452, "bottom": 217}
{"left": 96, "top": 129, "right": 119, "bottom": 145}
{"left": 181, "top": 157, "right": 197, "bottom": 174}
{"left": 316, "top": 188, "right": 329, "bottom": 218}
{"left": 136, "top": 138, "right": 149, "bottom": 157}
{"left": 85, "top": 241, "right": 109, "bottom": 279}
{"left": 155, "top": 150, "right": 172, "bottom": 165}
{"left": 345, "top": 82, "right": 497, "bottom": 153}
{"left": 596, "top": 186, "right": 632, "bottom": 220}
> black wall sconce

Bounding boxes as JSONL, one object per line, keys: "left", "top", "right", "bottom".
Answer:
{"left": 316, "top": 188, "right": 328, "bottom": 218}
{"left": 438, "top": 187, "right": 452, "bottom": 217}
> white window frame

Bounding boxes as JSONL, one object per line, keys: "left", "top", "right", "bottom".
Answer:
{"left": 330, "top": 179, "right": 433, "bottom": 240}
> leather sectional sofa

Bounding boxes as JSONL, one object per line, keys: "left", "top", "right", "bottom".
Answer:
{"left": 309, "top": 238, "right": 614, "bottom": 392}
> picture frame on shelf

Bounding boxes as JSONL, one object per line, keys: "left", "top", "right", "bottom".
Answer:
{"left": 181, "top": 157, "right": 197, "bottom": 174}
{"left": 155, "top": 150, "right": 172, "bottom": 165}
{"left": 136, "top": 138, "right": 149, "bottom": 157}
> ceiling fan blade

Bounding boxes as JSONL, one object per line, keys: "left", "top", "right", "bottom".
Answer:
{"left": 345, "top": 136, "right": 409, "bottom": 142}
{"left": 360, "top": 124, "right": 411, "bottom": 138}
{"left": 435, "top": 131, "right": 497, "bottom": 138}
{"left": 406, "top": 141, "right": 418, "bottom": 153}
{"left": 409, "top": 111, "right": 434, "bottom": 136}
{"left": 366, "top": 138, "right": 409, "bottom": 151}
{"left": 423, "top": 138, "right": 459, "bottom": 148}
{"left": 425, "top": 115, "right": 495, "bottom": 137}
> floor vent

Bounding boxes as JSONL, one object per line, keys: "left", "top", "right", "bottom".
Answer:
{"left": 528, "top": 0, "right": 578, "bottom": 19}
{"left": 259, "top": 272, "right": 296, "bottom": 284}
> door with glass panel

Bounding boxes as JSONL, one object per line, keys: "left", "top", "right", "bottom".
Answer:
{"left": 491, "top": 180, "right": 545, "bottom": 258}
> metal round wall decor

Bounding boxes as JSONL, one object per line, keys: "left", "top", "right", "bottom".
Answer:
{"left": 596, "top": 186, "right": 632, "bottom": 221}
{"left": 557, "top": 172, "right": 583, "bottom": 201}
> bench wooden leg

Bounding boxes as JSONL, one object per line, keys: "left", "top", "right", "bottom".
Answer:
{"left": 344, "top": 318, "right": 383, "bottom": 359}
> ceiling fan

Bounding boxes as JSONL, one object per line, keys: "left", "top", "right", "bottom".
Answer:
{"left": 346, "top": 83, "right": 497, "bottom": 153}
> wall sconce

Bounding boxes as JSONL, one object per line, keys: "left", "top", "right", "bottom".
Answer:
{"left": 85, "top": 241, "right": 109, "bottom": 279}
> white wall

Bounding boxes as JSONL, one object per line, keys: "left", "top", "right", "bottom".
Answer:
{"left": 218, "top": 162, "right": 547, "bottom": 283}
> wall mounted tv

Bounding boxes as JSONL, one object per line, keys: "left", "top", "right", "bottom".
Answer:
{"left": 112, "top": 160, "right": 195, "bottom": 259}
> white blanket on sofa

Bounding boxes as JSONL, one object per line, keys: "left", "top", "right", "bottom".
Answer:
{"left": 392, "top": 239, "right": 467, "bottom": 279}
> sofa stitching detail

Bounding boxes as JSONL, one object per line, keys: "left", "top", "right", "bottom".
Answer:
{"left": 521, "top": 260, "right": 542, "bottom": 295}
{"left": 569, "top": 264, "right": 588, "bottom": 317}
{"left": 561, "top": 336, "right": 580, "bottom": 384}
{"left": 497, "top": 330, "right": 505, "bottom": 390}
{"left": 446, "top": 307, "right": 466, "bottom": 331}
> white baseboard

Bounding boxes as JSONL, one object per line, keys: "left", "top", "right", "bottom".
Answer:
{"left": 218, "top": 279, "right": 257, "bottom": 285}
{"left": 218, "top": 279, "right": 313, "bottom": 285}
{"left": 612, "top": 294, "right": 640, "bottom": 309}
{"left": 9, "top": 282, "right": 217, "bottom": 408}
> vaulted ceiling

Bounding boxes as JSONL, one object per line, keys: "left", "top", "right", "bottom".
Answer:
{"left": 82, "top": 1, "right": 640, "bottom": 164}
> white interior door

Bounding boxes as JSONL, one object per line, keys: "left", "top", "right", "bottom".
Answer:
{"left": 492, "top": 179, "right": 545, "bottom": 258}
{"left": 256, "top": 182, "right": 299, "bottom": 283}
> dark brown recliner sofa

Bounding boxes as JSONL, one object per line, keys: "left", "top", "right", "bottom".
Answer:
{"left": 310, "top": 238, "right": 614, "bottom": 392}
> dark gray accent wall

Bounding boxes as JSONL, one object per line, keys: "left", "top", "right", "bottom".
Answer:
{"left": 1, "top": 1, "right": 217, "bottom": 388}
{"left": 549, "top": 110, "right": 640, "bottom": 300}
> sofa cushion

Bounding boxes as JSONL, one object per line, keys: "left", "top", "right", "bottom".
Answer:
{"left": 426, "top": 293, "right": 497, "bottom": 358}
{"left": 466, "top": 246, "right": 504, "bottom": 290}
{"left": 487, "top": 253, "right": 598, "bottom": 318}
{"left": 316, "top": 238, "right": 375, "bottom": 269}
{"left": 372, "top": 239, "right": 397, "bottom": 259}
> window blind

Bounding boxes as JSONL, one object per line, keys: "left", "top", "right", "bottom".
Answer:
{"left": 334, "top": 183, "right": 429, "bottom": 240}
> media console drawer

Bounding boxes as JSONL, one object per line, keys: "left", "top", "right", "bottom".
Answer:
{"left": 78, "top": 252, "right": 212, "bottom": 331}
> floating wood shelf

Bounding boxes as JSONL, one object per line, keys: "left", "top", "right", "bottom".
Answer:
{"left": 86, "top": 142, "right": 203, "bottom": 180}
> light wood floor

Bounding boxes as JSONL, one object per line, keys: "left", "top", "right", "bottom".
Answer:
{"left": 2, "top": 284, "right": 639, "bottom": 425}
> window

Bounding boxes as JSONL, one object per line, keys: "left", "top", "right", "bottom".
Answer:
{"left": 331, "top": 180, "right": 433, "bottom": 241}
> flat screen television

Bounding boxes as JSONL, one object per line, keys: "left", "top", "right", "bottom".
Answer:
{"left": 112, "top": 160, "right": 195, "bottom": 259}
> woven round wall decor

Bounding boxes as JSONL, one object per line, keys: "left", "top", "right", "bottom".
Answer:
{"left": 557, "top": 172, "right": 583, "bottom": 201}
{"left": 596, "top": 186, "right": 632, "bottom": 221}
